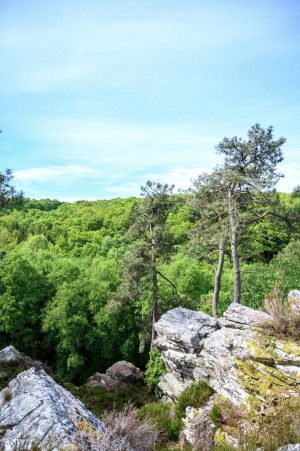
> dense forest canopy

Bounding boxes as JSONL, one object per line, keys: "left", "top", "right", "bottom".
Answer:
{"left": 0, "top": 191, "right": 299, "bottom": 383}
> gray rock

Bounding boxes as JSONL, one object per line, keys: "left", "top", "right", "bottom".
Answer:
{"left": 0, "top": 367, "right": 105, "bottom": 451}
{"left": 154, "top": 307, "right": 217, "bottom": 352}
{"left": 0, "top": 346, "right": 23, "bottom": 362}
{"left": 106, "top": 361, "right": 144, "bottom": 384}
{"left": 87, "top": 360, "right": 144, "bottom": 390}
{"left": 288, "top": 290, "right": 300, "bottom": 312}
{"left": 86, "top": 372, "right": 119, "bottom": 390}
{"left": 220, "top": 302, "right": 271, "bottom": 329}
{"left": 279, "top": 446, "right": 300, "bottom": 451}
{"left": 154, "top": 303, "right": 300, "bottom": 406}
{"left": 181, "top": 399, "right": 216, "bottom": 450}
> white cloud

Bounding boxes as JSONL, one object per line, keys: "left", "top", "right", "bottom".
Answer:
{"left": 106, "top": 166, "right": 210, "bottom": 197}
{"left": 14, "top": 165, "right": 97, "bottom": 182}
{"left": 29, "top": 119, "right": 218, "bottom": 170}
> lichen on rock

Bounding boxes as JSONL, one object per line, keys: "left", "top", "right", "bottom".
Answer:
{"left": 154, "top": 298, "right": 300, "bottom": 449}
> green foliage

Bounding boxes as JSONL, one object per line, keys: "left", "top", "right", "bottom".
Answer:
{"left": 0, "top": 191, "right": 299, "bottom": 381}
{"left": 144, "top": 350, "right": 166, "bottom": 387}
{"left": 138, "top": 401, "right": 182, "bottom": 442}
{"left": 174, "top": 380, "right": 213, "bottom": 421}
{"left": 66, "top": 382, "right": 155, "bottom": 419}
{"left": 139, "top": 380, "right": 213, "bottom": 444}
{"left": 210, "top": 404, "right": 222, "bottom": 426}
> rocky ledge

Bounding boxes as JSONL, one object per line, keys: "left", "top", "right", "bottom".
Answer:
{"left": 0, "top": 366, "right": 105, "bottom": 450}
{"left": 154, "top": 302, "right": 300, "bottom": 406}
{"left": 155, "top": 298, "right": 300, "bottom": 448}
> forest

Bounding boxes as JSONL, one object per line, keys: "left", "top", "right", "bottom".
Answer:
{"left": 0, "top": 124, "right": 300, "bottom": 384}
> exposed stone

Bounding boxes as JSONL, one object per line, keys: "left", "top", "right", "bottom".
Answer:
{"left": 280, "top": 446, "right": 300, "bottom": 451}
{"left": 154, "top": 307, "right": 217, "bottom": 352}
{"left": 288, "top": 290, "right": 300, "bottom": 312}
{"left": 106, "top": 361, "right": 144, "bottom": 384}
{"left": 87, "top": 360, "right": 144, "bottom": 391}
{"left": 0, "top": 346, "right": 23, "bottom": 363}
{"left": 181, "top": 399, "right": 216, "bottom": 451}
{"left": 86, "top": 372, "right": 119, "bottom": 390}
{"left": 154, "top": 303, "right": 300, "bottom": 406}
{"left": 220, "top": 302, "right": 271, "bottom": 329}
{"left": 0, "top": 367, "right": 105, "bottom": 451}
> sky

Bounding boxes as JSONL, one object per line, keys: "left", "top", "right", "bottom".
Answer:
{"left": 0, "top": 0, "right": 300, "bottom": 201}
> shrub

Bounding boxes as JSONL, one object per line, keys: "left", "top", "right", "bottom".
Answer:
{"left": 263, "top": 286, "right": 300, "bottom": 340}
{"left": 2, "top": 388, "right": 12, "bottom": 403}
{"left": 74, "top": 403, "right": 159, "bottom": 451}
{"left": 239, "top": 397, "right": 300, "bottom": 451}
{"left": 210, "top": 404, "right": 222, "bottom": 426}
{"left": 139, "top": 381, "right": 213, "bottom": 444}
{"left": 66, "top": 381, "right": 154, "bottom": 418}
{"left": 144, "top": 350, "right": 166, "bottom": 388}
{"left": 175, "top": 381, "right": 213, "bottom": 421}
{"left": 102, "top": 402, "right": 159, "bottom": 451}
{"left": 138, "top": 401, "right": 181, "bottom": 442}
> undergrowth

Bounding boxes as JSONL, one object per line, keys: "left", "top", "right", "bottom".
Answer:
{"left": 263, "top": 286, "right": 300, "bottom": 340}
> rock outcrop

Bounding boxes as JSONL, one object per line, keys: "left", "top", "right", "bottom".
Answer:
{"left": 181, "top": 397, "right": 217, "bottom": 451}
{"left": 154, "top": 303, "right": 300, "bottom": 407}
{"left": 0, "top": 367, "right": 105, "bottom": 450}
{"left": 87, "top": 360, "right": 143, "bottom": 390}
{"left": 155, "top": 298, "right": 300, "bottom": 449}
{"left": 0, "top": 346, "right": 23, "bottom": 363}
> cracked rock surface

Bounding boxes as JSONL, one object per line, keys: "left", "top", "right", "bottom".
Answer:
{"left": 0, "top": 367, "right": 105, "bottom": 451}
{"left": 154, "top": 302, "right": 300, "bottom": 406}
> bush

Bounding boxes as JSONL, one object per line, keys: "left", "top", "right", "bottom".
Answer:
{"left": 102, "top": 402, "right": 159, "bottom": 451}
{"left": 239, "top": 397, "right": 300, "bottom": 450}
{"left": 175, "top": 381, "right": 213, "bottom": 421}
{"left": 74, "top": 403, "right": 159, "bottom": 450}
{"left": 66, "top": 382, "right": 155, "bottom": 418}
{"left": 210, "top": 404, "right": 222, "bottom": 426}
{"left": 2, "top": 388, "right": 12, "bottom": 403}
{"left": 263, "top": 286, "right": 300, "bottom": 340}
{"left": 144, "top": 350, "right": 166, "bottom": 395}
{"left": 138, "top": 401, "right": 181, "bottom": 442}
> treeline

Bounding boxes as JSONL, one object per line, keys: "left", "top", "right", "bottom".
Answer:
{"left": 0, "top": 125, "right": 300, "bottom": 383}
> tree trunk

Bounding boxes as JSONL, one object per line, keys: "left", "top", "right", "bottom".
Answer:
{"left": 151, "top": 269, "right": 158, "bottom": 349}
{"left": 230, "top": 227, "right": 241, "bottom": 303}
{"left": 150, "top": 222, "right": 158, "bottom": 350}
{"left": 212, "top": 240, "right": 225, "bottom": 318}
{"left": 228, "top": 190, "right": 241, "bottom": 304}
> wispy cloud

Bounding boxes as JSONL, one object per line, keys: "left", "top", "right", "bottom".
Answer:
{"left": 14, "top": 165, "right": 97, "bottom": 182}
{"left": 106, "top": 166, "right": 211, "bottom": 197}
{"left": 28, "top": 118, "right": 219, "bottom": 169}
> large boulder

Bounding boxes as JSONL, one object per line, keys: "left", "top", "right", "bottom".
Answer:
{"left": 106, "top": 361, "right": 144, "bottom": 384}
{"left": 155, "top": 301, "right": 300, "bottom": 449}
{"left": 154, "top": 302, "right": 300, "bottom": 406}
{"left": 87, "top": 360, "right": 144, "bottom": 390}
{"left": 0, "top": 367, "right": 105, "bottom": 450}
{"left": 0, "top": 346, "right": 23, "bottom": 363}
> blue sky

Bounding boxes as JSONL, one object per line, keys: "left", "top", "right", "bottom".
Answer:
{"left": 1, "top": 0, "right": 300, "bottom": 200}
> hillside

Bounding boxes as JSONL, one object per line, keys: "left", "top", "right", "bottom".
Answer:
{"left": 0, "top": 194, "right": 299, "bottom": 383}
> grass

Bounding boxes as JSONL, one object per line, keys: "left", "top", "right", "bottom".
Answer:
{"left": 65, "top": 382, "right": 155, "bottom": 419}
